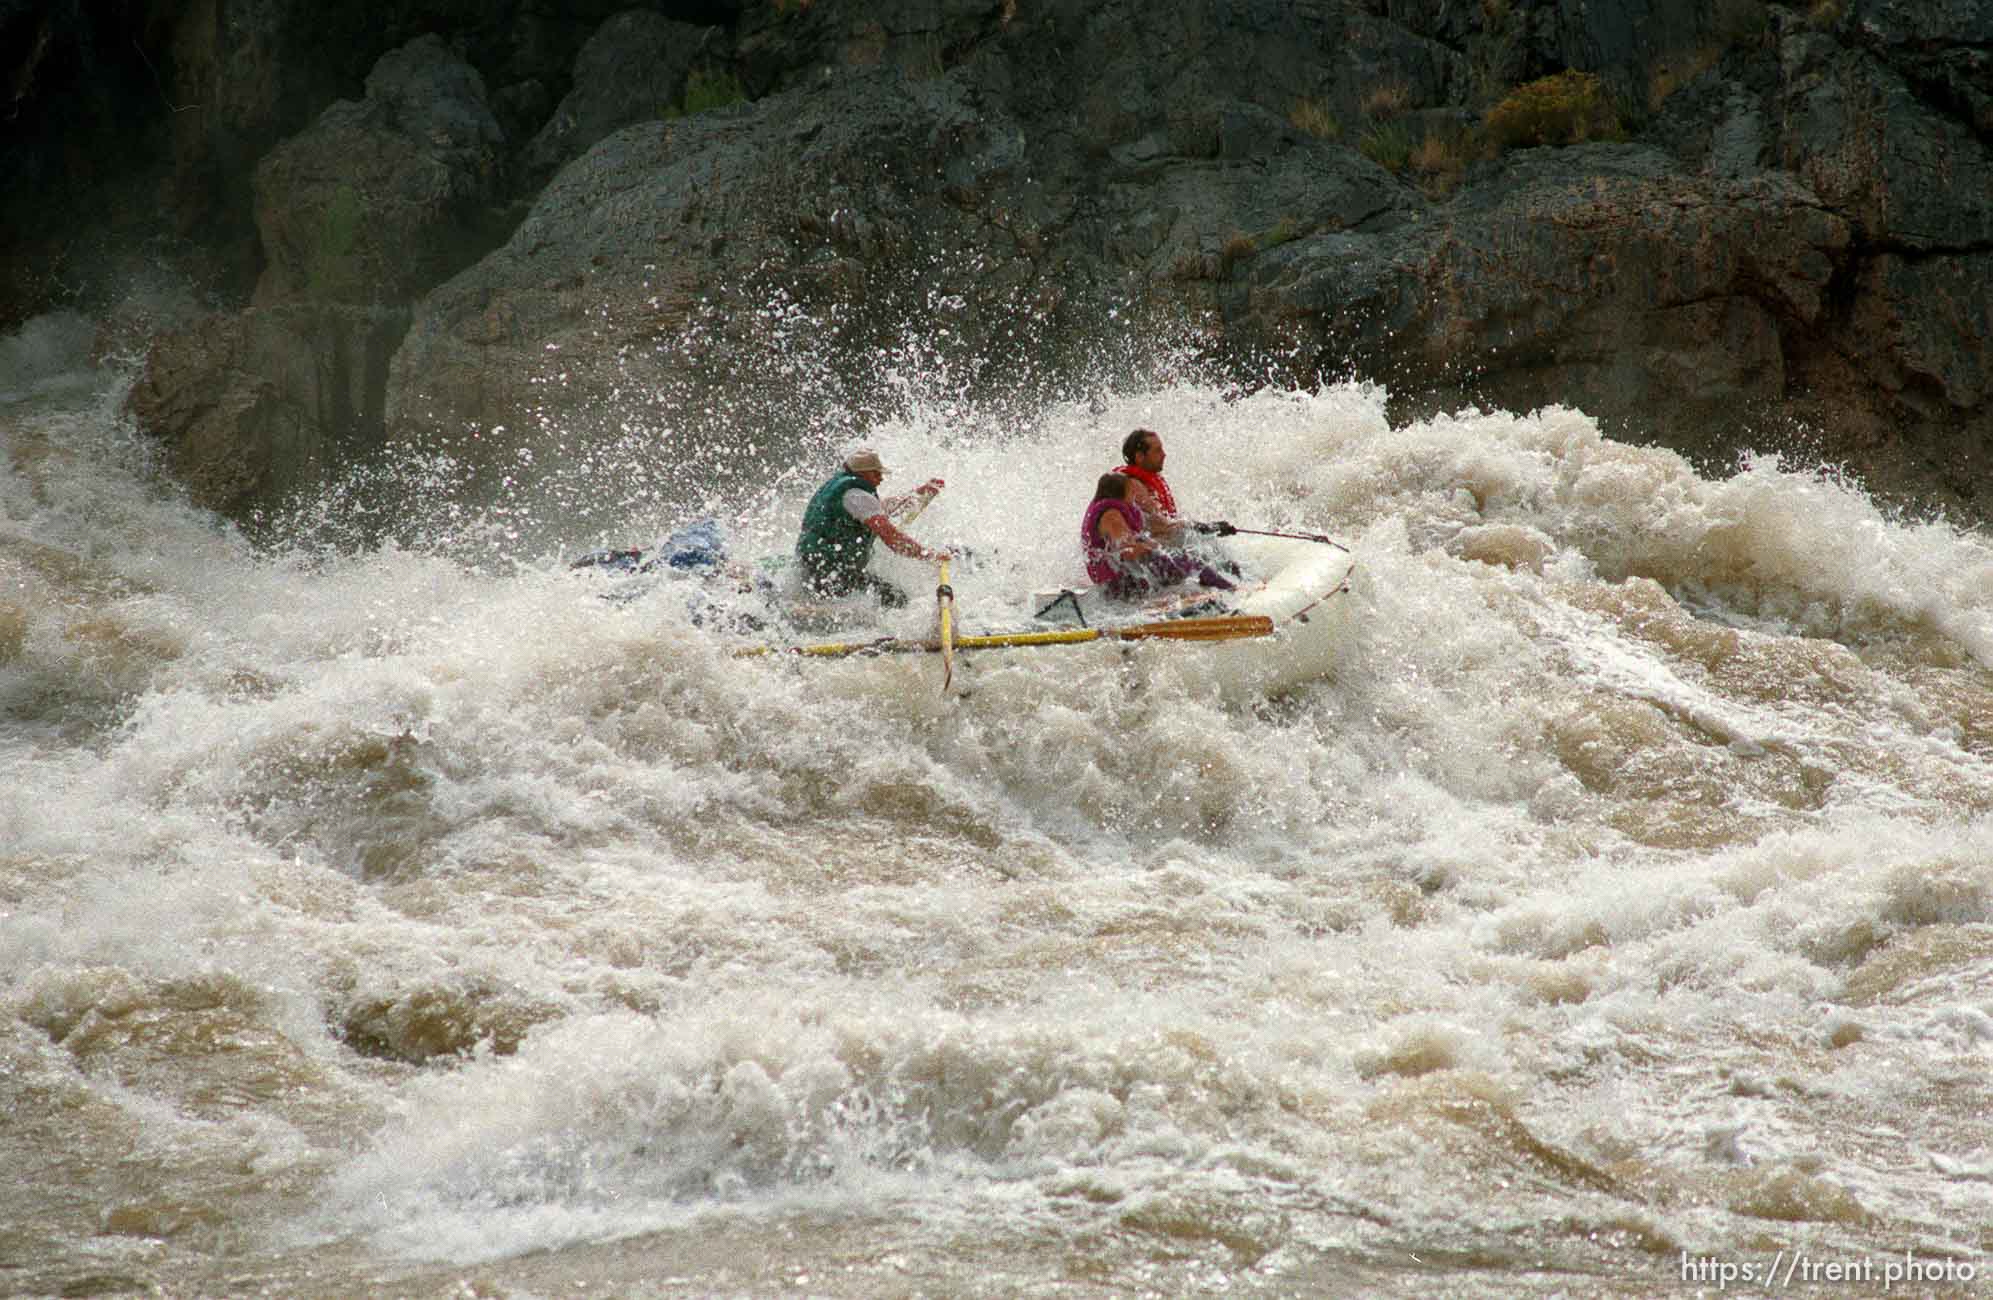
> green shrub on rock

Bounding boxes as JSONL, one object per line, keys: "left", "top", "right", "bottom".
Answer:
{"left": 680, "top": 68, "right": 745, "bottom": 116}
{"left": 1289, "top": 98, "right": 1341, "bottom": 141}
{"left": 1359, "top": 121, "right": 1415, "bottom": 172}
{"left": 1482, "top": 71, "right": 1622, "bottom": 151}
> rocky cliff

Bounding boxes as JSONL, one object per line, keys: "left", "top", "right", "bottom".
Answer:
{"left": 5, "top": 0, "right": 1988, "bottom": 532}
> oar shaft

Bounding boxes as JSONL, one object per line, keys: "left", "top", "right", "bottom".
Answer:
{"left": 937, "top": 559, "right": 955, "bottom": 692}
{"left": 1227, "top": 526, "right": 1349, "bottom": 550}
{"left": 894, "top": 480, "right": 942, "bottom": 525}
{"left": 734, "top": 613, "right": 1274, "bottom": 660}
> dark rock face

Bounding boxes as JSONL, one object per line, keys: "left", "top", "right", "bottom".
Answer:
{"left": 125, "top": 304, "right": 409, "bottom": 520}
{"left": 521, "top": 11, "right": 729, "bottom": 184}
{"left": 386, "top": 66, "right": 1066, "bottom": 498}
{"left": 2, "top": 0, "right": 1985, "bottom": 529}
{"left": 1852, "top": 0, "right": 1993, "bottom": 135}
{"left": 1779, "top": 24, "right": 1993, "bottom": 251}
{"left": 1232, "top": 148, "right": 1856, "bottom": 463}
{"left": 252, "top": 35, "right": 508, "bottom": 307}
{"left": 1767, "top": 7, "right": 1993, "bottom": 504}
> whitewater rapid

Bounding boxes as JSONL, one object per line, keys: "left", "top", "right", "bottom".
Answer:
{"left": 3, "top": 312, "right": 1990, "bottom": 1298}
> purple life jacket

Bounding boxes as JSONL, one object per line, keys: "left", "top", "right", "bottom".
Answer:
{"left": 1082, "top": 497, "right": 1146, "bottom": 585}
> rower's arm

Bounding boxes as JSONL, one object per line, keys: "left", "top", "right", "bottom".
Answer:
{"left": 884, "top": 478, "right": 945, "bottom": 519}
{"left": 865, "top": 514, "right": 948, "bottom": 563}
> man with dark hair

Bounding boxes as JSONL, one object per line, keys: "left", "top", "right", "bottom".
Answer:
{"left": 1114, "top": 428, "right": 1235, "bottom": 545}
{"left": 1115, "top": 428, "right": 1181, "bottom": 541}
{"left": 795, "top": 448, "right": 949, "bottom": 607}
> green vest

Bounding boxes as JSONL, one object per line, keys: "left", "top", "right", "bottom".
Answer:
{"left": 796, "top": 470, "right": 878, "bottom": 594}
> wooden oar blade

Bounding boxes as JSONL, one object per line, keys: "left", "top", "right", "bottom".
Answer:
{"left": 1114, "top": 614, "right": 1274, "bottom": 641}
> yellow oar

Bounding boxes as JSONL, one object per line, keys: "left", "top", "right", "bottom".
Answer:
{"left": 733, "top": 613, "right": 1274, "bottom": 660}
{"left": 936, "top": 558, "right": 955, "bottom": 693}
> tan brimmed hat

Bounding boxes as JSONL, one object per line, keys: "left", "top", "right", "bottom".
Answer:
{"left": 844, "top": 448, "right": 887, "bottom": 475}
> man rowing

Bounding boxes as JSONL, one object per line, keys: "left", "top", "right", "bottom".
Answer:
{"left": 795, "top": 448, "right": 951, "bottom": 608}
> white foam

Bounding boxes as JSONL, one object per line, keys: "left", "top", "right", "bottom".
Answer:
{"left": 7, "top": 363, "right": 1993, "bottom": 1280}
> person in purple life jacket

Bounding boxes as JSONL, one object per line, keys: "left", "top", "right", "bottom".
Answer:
{"left": 1080, "top": 473, "right": 1235, "bottom": 601}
